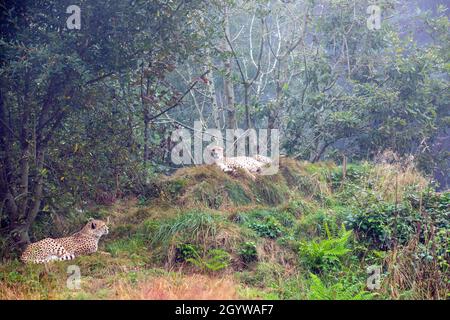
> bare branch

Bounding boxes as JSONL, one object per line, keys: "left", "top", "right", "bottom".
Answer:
{"left": 147, "top": 70, "right": 210, "bottom": 122}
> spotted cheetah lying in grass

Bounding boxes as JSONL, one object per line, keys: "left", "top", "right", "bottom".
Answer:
{"left": 20, "top": 219, "right": 109, "bottom": 264}
{"left": 208, "top": 146, "right": 273, "bottom": 180}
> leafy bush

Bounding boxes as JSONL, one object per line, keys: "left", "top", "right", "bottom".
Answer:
{"left": 299, "top": 224, "right": 352, "bottom": 271}
{"left": 248, "top": 216, "right": 283, "bottom": 239}
{"left": 236, "top": 209, "right": 287, "bottom": 239}
{"left": 238, "top": 241, "right": 258, "bottom": 264}
{"left": 347, "top": 191, "right": 449, "bottom": 251}
{"left": 346, "top": 203, "right": 420, "bottom": 249}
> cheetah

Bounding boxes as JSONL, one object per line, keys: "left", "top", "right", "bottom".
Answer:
{"left": 20, "top": 219, "right": 109, "bottom": 264}
{"left": 208, "top": 146, "right": 273, "bottom": 180}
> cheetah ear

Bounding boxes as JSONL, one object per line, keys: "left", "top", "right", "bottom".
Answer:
{"left": 91, "top": 222, "right": 97, "bottom": 229}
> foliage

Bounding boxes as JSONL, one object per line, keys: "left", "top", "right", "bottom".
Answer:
{"left": 299, "top": 224, "right": 352, "bottom": 272}
{"left": 248, "top": 217, "right": 283, "bottom": 239}
{"left": 347, "top": 191, "right": 449, "bottom": 251}
{"left": 307, "top": 274, "right": 373, "bottom": 300}
{"left": 238, "top": 241, "right": 258, "bottom": 264}
{"left": 0, "top": 0, "right": 448, "bottom": 301}
{"left": 185, "top": 248, "right": 231, "bottom": 272}
{"left": 176, "top": 242, "right": 231, "bottom": 272}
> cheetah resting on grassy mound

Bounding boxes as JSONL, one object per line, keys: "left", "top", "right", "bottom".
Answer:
{"left": 208, "top": 146, "right": 273, "bottom": 180}
{"left": 21, "top": 219, "right": 109, "bottom": 264}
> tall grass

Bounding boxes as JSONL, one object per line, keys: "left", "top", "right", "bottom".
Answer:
{"left": 152, "top": 210, "right": 221, "bottom": 248}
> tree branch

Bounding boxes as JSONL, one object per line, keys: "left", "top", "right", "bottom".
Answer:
{"left": 147, "top": 70, "right": 210, "bottom": 122}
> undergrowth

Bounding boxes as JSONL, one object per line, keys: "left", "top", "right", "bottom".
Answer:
{"left": 1, "top": 158, "right": 448, "bottom": 300}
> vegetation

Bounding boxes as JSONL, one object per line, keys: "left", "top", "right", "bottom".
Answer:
{"left": 0, "top": 0, "right": 448, "bottom": 300}
{"left": 0, "top": 159, "right": 448, "bottom": 299}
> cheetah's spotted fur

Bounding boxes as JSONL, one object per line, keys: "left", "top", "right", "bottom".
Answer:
{"left": 20, "top": 219, "right": 109, "bottom": 264}
{"left": 208, "top": 146, "right": 273, "bottom": 180}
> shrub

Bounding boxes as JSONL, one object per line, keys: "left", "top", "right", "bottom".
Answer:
{"left": 248, "top": 216, "right": 283, "bottom": 239}
{"left": 346, "top": 202, "right": 421, "bottom": 249}
{"left": 347, "top": 191, "right": 449, "bottom": 251}
{"left": 236, "top": 209, "right": 287, "bottom": 239}
{"left": 299, "top": 224, "right": 352, "bottom": 272}
{"left": 238, "top": 241, "right": 258, "bottom": 264}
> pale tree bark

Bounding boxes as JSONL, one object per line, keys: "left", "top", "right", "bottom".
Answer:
{"left": 205, "top": 57, "right": 220, "bottom": 129}
{"left": 223, "top": 5, "right": 237, "bottom": 130}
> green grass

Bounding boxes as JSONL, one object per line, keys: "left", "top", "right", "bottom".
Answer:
{"left": 1, "top": 159, "right": 448, "bottom": 300}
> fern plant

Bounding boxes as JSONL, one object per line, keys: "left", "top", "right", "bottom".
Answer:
{"left": 299, "top": 223, "right": 352, "bottom": 271}
{"left": 186, "top": 248, "right": 231, "bottom": 272}
{"left": 308, "top": 274, "right": 373, "bottom": 300}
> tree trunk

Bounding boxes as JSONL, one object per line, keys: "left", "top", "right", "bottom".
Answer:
{"left": 0, "top": 73, "right": 67, "bottom": 256}
{"left": 141, "top": 66, "right": 151, "bottom": 165}
{"left": 206, "top": 59, "right": 220, "bottom": 129}
{"left": 223, "top": 6, "right": 236, "bottom": 130}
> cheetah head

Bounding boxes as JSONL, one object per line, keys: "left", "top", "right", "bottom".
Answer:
{"left": 82, "top": 219, "right": 109, "bottom": 238}
{"left": 208, "top": 146, "right": 224, "bottom": 161}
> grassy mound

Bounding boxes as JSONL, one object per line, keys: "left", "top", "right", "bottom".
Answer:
{"left": 1, "top": 158, "right": 447, "bottom": 300}
{"left": 149, "top": 159, "right": 336, "bottom": 210}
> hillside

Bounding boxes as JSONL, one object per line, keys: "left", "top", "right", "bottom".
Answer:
{"left": 0, "top": 158, "right": 448, "bottom": 300}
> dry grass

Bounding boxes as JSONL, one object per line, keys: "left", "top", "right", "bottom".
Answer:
{"left": 0, "top": 284, "right": 43, "bottom": 300}
{"left": 370, "top": 150, "right": 429, "bottom": 202}
{"left": 112, "top": 274, "right": 239, "bottom": 300}
{"left": 383, "top": 238, "right": 448, "bottom": 300}
{"left": 0, "top": 261, "right": 240, "bottom": 300}
{"left": 369, "top": 163, "right": 428, "bottom": 203}
{"left": 256, "top": 238, "right": 297, "bottom": 270}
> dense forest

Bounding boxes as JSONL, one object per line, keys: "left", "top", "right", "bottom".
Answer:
{"left": 0, "top": 0, "right": 448, "bottom": 300}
